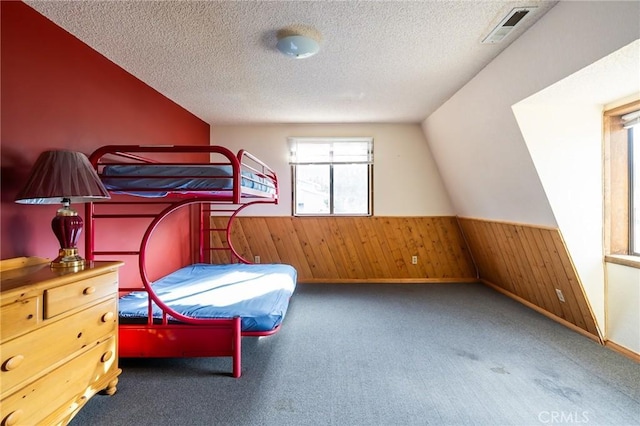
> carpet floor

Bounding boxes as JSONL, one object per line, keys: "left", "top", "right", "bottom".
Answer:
{"left": 70, "top": 283, "right": 640, "bottom": 426}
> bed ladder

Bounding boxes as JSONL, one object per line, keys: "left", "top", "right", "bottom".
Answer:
{"left": 201, "top": 203, "right": 248, "bottom": 264}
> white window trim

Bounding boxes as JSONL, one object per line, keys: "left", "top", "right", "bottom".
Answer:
{"left": 288, "top": 137, "right": 373, "bottom": 217}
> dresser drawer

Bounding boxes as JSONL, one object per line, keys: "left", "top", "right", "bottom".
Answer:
{"left": 44, "top": 271, "right": 117, "bottom": 318}
{"left": 1, "top": 298, "right": 117, "bottom": 394}
{"left": 1, "top": 335, "right": 117, "bottom": 426}
{"left": 0, "top": 297, "right": 38, "bottom": 342}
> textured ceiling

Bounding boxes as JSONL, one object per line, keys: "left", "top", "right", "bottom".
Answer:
{"left": 26, "top": 1, "right": 557, "bottom": 125}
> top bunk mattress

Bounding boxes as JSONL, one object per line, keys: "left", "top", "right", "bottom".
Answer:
{"left": 101, "top": 164, "right": 276, "bottom": 197}
{"left": 118, "top": 263, "right": 297, "bottom": 332}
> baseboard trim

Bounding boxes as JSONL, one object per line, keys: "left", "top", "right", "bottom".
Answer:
{"left": 604, "top": 340, "right": 640, "bottom": 362}
{"left": 298, "top": 277, "right": 479, "bottom": 284}
{"left": 480, "top": 279, "right": 602, "bottom": 344}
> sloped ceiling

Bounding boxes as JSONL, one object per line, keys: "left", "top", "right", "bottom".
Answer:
{"left": 26, "top": 1, "right": 556, "bottom": 125}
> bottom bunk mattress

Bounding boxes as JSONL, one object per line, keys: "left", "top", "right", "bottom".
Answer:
{"left": 118, "top": 263, "right": 297, "bottom": 332}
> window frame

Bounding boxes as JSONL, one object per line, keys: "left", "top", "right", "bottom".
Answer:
{"left": 289, "top": 137, "right": 374, "bottom": 217}
{"left": 603, "top": 100, "right": 640, "bottom": 258}
{"left": 628, "top": 123, "right": 639, "bottom": 255}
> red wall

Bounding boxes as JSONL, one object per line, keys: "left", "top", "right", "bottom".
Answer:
{"left": 0, "top": 2, "right": 210, "bottom": 284}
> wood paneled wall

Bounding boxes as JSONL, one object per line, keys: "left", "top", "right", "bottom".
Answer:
{"left": 210, "top": 216, "right": 476, "bottom": 283}
{"left": 457, "top": 217, "right": 600, "bottom": 340}
{"left": 209, "top": 215, "right": 601, "bottom": 340}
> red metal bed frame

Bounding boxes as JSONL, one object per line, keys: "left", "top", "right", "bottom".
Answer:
{"left": 85, "top": 145, "right": 281, "bottom": 377}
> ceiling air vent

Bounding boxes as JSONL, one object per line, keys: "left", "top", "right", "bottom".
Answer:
{"left": 482, "top": 7, "right": 536, "bottom": 44}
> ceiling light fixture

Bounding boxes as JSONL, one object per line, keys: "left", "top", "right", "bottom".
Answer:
{"left": 276, "top": 27, "right": 321, "bottom": 59}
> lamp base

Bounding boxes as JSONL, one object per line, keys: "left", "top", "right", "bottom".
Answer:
{"left": 50, "top": 199, "right": 85, "bottom": 270}
{"left": 51, "top": 248, "right": 86, "bottom": 269}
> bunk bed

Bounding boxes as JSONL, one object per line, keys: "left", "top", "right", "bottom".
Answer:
{"left": 85, "top": 145, "right": 297, "bottom": 378}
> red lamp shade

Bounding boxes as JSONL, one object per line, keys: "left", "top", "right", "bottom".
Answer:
{"left": 15, "top": 150, "right": 110, "bottom": 269}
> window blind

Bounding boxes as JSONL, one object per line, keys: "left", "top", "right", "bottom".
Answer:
{"left": 622, "top": 110, "right": 640, "bottom": 129}
{"left": 289, "top": 138, "right": 373, "bottom": 164}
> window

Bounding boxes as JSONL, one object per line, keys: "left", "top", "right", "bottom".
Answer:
{"left": 289, "top": 137, "right": 373, "bottom": 216}
{"left": 603, "top": 100, "right": 640, "bottom": 257}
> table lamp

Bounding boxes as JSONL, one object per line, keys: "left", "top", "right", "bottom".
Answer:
{"left": 15, "top": 150, "right": 110, "bottom": 269}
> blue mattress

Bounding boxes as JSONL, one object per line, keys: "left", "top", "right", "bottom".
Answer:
{"left": 102, "top": 164, "right": 276, "bottom": 197}
{"left": 119, "top": 263, "right": 297, "bottom": 332}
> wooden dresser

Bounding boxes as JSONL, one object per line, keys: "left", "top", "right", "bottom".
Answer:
{"left": 0, "top": 257, "right": 123, "bottom": 426}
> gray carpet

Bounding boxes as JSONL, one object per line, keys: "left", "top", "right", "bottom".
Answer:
{"left": 71, "top": 283, "right": 640, "bottom": 426}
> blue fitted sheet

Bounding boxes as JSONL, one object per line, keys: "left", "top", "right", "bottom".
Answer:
{"left": 102, "top": 164, "right": 276, "bottom": 197}
{"left": 118, "top": 263, "right": 297, "bottom": 332}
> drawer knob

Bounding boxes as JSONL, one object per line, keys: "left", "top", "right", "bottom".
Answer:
{"left": 4, "top": 409, "right": 23, "bottom": 426}
{"left": 102, "top": 311, "right": 115, "bottom": 322}
{"left": 3, "top": 355, "right": 25, "bottom": 371}
{"left": 101, "top": 350, "right": 113, "bottom": 363}
{"left": 83, "top": 286, "right": 96, "bottom": 295}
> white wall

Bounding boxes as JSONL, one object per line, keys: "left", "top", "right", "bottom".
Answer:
{"left": 422, "top": 0, "right": 640, "bottom": 342}
{"left": 512, "top": 40, "right": 640, "bottom": 336}
{"left": 606, "top": 263, "right": 640, "bottom": 354}
{"left": 422, "top": 1, "right": 640, "bottom": 226}
{"left": 211, "top": 123, "right": 453, "bottom": 216}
